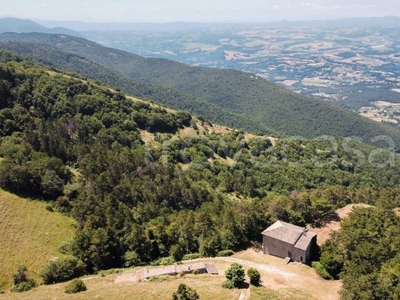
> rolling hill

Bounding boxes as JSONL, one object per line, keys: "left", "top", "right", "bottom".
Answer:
{"left": 0, "top": 18, "right": 81, "bottom": 36}
{"left": 1, "top": 32, "right": 400, "bottom": 150}
{"left": 0, "top": 40, "right": 271, "bottom": 134}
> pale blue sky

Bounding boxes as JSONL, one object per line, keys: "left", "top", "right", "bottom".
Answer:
{"left": 0, "top": 0, "right": 399, "bottom": 22}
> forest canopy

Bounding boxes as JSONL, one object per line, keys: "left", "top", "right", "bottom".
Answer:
{"left": 1, "top": 50, "right": 400, "bottom": 298}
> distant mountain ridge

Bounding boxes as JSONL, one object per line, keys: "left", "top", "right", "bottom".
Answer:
{"left": 0, "top": 17, "right": 82, "bottom": 36}
{"left": 1, "top": 32, "right": 400, "bottom": 150}
{"left": 33, "top": 16, "right": 400, "bottom": 32}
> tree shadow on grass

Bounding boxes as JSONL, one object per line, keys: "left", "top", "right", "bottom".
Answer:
{"left": 238, "top": 282, "right": 250, "bottom": 289}
{"left": 311, "top": 211, "right": 340, "bottom": 228}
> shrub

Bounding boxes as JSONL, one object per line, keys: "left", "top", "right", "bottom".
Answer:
{"left": 11, "top": 280, "right": 37, "bottom": 293}
{"left": 182, "top": 253, "right": 201, "bottom": 260}
{"left": 170, "top": 244, "right": 185, "bottom": 262}
{"left": 247, "top": 268, "right": 261, "bottom": 286}
{"left": 160, "top": 256, "right": 175, "bottom": 266}
{"left": 13, "top": 265, "right": 29, "bottom": 285}
{"left": 225, "top": 263, "right": 245, "bottom": 288}
{"left": 221, "top": 279, "right": 235, "bottom": 289}
{"left": 312, "top": 262, "right": 333, "bottom": 280}
{"left": 319, "top": 252, "right": 343, "bottom": 279}
{"left": 58, "top": 239, "right": 74, "bottom": 255}
{"left": 123, "top": 251, "right": 141, "bottom": 267}
{"left": 172, "top": 283, "right": 199, "bottom": 300}
{"left": 41, "top": 256, "right": 84, "bottom": 284}
{"left": 149, "top": 275, "right": 172, "bottom": 282}
{"left": 217, "top": 250, "right": 234, "bottom": 257}
{"left": 98, "top": 269, "right": 122, "bottom": 277}
{"left": 11, "top": 265, "right": 37, "bottom": 293}
{"left": 64, "top": 279, "right": 87, "bottom": 294}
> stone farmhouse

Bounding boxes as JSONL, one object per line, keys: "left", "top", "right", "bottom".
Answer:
{"left": 261, "top": 220, "right": 317, "bottom": 264}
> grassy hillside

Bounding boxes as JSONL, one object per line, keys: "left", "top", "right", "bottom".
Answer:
{"left": 0, "top": 189, "right": 76, "bottom": 290}
{"left": 1, "top": 33, "right": 400, "bottom": 149}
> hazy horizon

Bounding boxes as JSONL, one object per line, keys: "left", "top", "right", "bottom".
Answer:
{"left": 1, "top": 0, "right": 399, "bottom": 23}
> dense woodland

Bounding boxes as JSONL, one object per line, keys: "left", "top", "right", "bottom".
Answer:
{"left": 2, "top": 34, "right": 400, "bottom": 150}
{"left": 320, "top": 208, "right": 400, "bottom": 299}
{"left": 0, "top": 40, "right": 270, "bottom": 135}
{"left": 1, "top": 51, "right": 400, "bottom": 296}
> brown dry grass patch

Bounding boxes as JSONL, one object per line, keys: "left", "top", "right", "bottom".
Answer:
{"left": 308, "top": 203, "right": 373, "bottom": 245}
{"left": 0, "top": 251, "right": 341, "bottom": 300}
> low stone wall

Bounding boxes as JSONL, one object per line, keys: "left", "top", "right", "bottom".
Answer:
{"left": 114, "top": 262, "right": 218, "bottom": 283}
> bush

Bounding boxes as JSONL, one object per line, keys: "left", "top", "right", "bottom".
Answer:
{"left": 151, "top": 256, "right": 176, "bottom": 266}
{"left": 64, "top": 279, "right": 87, "bottom": 294}
{"left": 182, "top": 253, "right": 201, "bottom": 260}
{"left": 170, "top": 244, "right": 185, "bottom": 262}
{"left": 41, "top": 256, "right": 84, "bottom": 284}
{"left": 247, "top": 268, "right": 261, "bottom": 286}
{"left": 11, "top": 265, "right": 37, "bottom": 293}
{"left": 319, "top": 252, "right": 343, "bottom": 279}
{"left": 172, "top": 283, "right": 200, "bottom": 300}
{"left": 11, "top": 280, "right": 37, "bottom": 293}
{"left": 160, "top": 256, "right": 176, "bottom": 266}
{"left": 312, "top": 262, "right": 333, "bottom": 280}
{"left": 123, "top": 251, "right": 141, "bottom": 267}
{"left": 149, "top": 275, "right": 172, "bottom": 282}
{"left": 217, "top": 250, "right": 234, "bottom": 257}
{"left": 221, "top": 279, "right": 235, "bottom": 289}
{"left": 98, "top": 269, "right": 122, "bottom": 277}
{"left": 58, "top": 239, "right": 74, "bottom": 255}
{"left": 225, "top": 263, "right": 245, "bottom": 288}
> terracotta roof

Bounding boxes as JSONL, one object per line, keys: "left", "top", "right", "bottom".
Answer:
{"left": 262, "top": 221, "right": 316, "bottom": 250}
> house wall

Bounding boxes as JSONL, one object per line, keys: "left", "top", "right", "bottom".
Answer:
{"left": 263, "top": 235, "right": 313, "bottom": 263}
{"left": 292, "top": 247, "right": 306, "bottom": 263}
{"left": 263, "top": 235, "right": 294, "bottom": 259}
{"left": 305, "top": 236, "right": 317, "bottom": 264}
{"left": 294, "top": 236, "right": 317, "bottom": 264}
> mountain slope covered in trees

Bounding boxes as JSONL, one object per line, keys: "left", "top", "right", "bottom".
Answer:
{"left": 1, "top": 51, "right": 400, "bottom": 295}
{"left": 0, "top": 40, "right": 271, "bottom": 134}
{"left": 1, "top": 33, "right": 400, "bottom": 150}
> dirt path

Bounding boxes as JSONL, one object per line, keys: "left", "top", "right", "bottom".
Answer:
{"left": 183, "top": 251, "right": 341, "bottom": 300}
{"left": 213, "top": 257, "right": 296, "bottom": 279}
